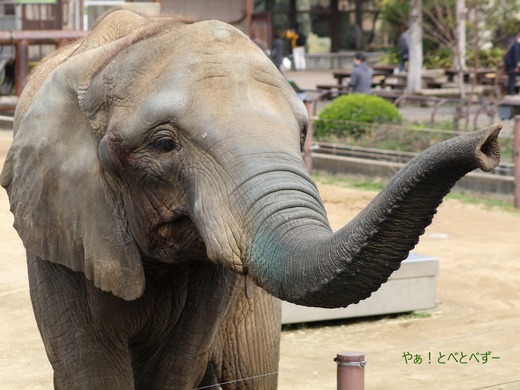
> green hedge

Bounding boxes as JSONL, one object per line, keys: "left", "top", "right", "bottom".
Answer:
{"left": 379, "top": 47, "right": 505, "bottom": 69}
{"left": 314, "top": 94, "right": 402, "bottom": 140}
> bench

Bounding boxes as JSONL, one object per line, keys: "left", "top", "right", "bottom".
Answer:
{"left": 371, "top": 90, "right": 402, "bottom": 102}
{"left": 425, "top": 80, "right": 444, "bottom": 88}
{"left": 316, "top": 79, "right": 387, "bottom": 97}
{"left": 316, "top": 84, "right": 349, "bottom": 91}
{"left": 315, "top": 84, "right": 350, "bottom": 99}
{"left": 418, "top": 84, "right": 495, "bottom": 98}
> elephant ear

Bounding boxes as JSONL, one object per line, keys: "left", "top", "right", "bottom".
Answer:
{"left": 1, "top": 42, "right": 145, "bottom": 301}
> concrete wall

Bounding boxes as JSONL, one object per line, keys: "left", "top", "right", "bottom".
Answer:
{"left": 282, "top": 253, "right": 439, "bottom": 324}
{"left": 311, "top": 153, "right": 515, "bottom": 200}
{"left": 163, "top": 0, "right": 245, "bottom": 25}
{"left": 291, "top": 51, "right": 382, "bottom": 70}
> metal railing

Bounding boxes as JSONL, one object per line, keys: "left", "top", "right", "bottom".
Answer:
{"left": 0, "top": 29, "right": 87, "bottom": 105}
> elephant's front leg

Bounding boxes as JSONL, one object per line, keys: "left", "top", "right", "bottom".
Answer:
{"left": 132, "top": 262, "right": 239, "bottom": 389}
{"left": 27, "top": 254, "right": 137, "bottom": 389}
{"left": 205, "top": 282, "right": 282, "bottom": 390}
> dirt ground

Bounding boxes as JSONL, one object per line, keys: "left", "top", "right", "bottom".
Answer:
{"left": 1, "top": 129, "right": 519, "bottom": 389}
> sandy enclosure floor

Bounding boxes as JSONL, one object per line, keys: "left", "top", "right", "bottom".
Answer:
{"left": 1, "top": 129, "right": 519, "bottom": 389}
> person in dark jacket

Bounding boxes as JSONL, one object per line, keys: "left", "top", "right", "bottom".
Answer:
{"left": 504, "top": 32, "right": 520, "bottom": 95}
{"left": 398, "top": 24, "right": 410, "bottom": 73}
{"left": 271, "top": 31, "right": 284, "bottom": 73}
{"left": 348, "top": 52, "right": 373, "bottom": 94}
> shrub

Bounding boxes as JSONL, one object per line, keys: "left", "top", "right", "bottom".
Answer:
{"left": 377, "top": 51, "right": 400, "bottom": 66}
{"left": 379, "top": 47, "right": 505, "bottom": 69}
{"left": 314, "top": 94, "right": 402, "bottom": 140}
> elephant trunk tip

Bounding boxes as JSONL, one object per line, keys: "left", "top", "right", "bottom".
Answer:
{"left": 475, "top": 123, "right": 502, "bottom": 172}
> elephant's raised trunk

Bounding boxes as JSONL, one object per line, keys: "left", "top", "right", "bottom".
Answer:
{"left": 247, "top": 124, "right": 502, "bottom": 308}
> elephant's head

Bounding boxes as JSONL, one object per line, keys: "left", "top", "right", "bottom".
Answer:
{"left": 1, "top": 10, "right": 502, "bottom": 306}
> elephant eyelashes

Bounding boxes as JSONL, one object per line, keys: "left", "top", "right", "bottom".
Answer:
{"left": 152, "top": 137, "right": 178, "bottom": 153}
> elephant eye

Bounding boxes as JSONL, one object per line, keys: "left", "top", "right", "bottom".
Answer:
{"left": 153, "top": 137, "right": 178, "bottom": 153}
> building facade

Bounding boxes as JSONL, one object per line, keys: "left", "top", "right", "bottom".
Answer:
{"left": 252, "top": 0, "right": 379, "bottom": 53}
{"left": 160, "top": 0, "right": 379, "bottom": 53}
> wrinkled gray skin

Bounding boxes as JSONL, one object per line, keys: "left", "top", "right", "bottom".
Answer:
{"left": 0, "top": 9, "right": 502, "bottom": 390}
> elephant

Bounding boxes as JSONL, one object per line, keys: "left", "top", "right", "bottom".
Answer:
{"left": 0, "top": 9, "right": 502, "bottom": 390}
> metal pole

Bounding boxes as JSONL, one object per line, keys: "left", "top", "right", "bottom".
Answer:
{"left": 15, "top": 39, "right": 29, "bottom": 96}
{"left": 0, "top": 30, "right": 88, "bottom": 44}
{"left": 56, "top": 0, "right": 63, "bottom": 30}
{"left": 246, "top": 0, "right": 252, "bottom": 36}
{"left": 303, "top": 99, "right": 313, "bottom": 173}
{"left": 335, "top": 351, "right": 366, "bottom": 390}
{"left": 514, "top": 116, "right": 520, "bottom": 208}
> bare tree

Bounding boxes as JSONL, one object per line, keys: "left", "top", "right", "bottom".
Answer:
{"left": 423, "top": 0, "right": 493, "bottom": 131}
{"left": 407, "top": 0, "right": 423, "bottom": 94}
{"left": 456, "top": 0, "right": 466, "bottom": 70}
{"left": 423, "top": 0, "right": 464, "bottom": 89}
{"left": 422, "top": 0, "right": 469, "bottom": 129}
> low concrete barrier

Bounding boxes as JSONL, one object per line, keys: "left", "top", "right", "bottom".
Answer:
{"left": 282, "top": 253, "right": 438, "bottom": 324}
{"left": 312, "top": 153, "right": 514, "bottom": 200}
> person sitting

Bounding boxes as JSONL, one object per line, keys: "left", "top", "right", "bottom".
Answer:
{"left": 348, "top": 52, "right": 373, "bottom": 94}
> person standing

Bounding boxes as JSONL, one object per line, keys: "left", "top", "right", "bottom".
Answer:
{"left": 398, "top": 24, "right": 410, "bottom": 73}
{"left": 348, "top": 52, "right": 373, "bottom": 94}
{"left": 271, "top": 31, "right": 284, "bottom": 73}
{"left": 504, "top": 32, "right": 520, "bottom": 95}
{"left": 283, "top": 26, "right": 306, "bottom": 71}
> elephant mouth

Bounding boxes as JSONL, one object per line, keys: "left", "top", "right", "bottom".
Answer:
{"left": 156, "top": 209, "right": 191, "bottom": 238}
{"left": 150, "top": 208, "right": 207, "bottom": 262}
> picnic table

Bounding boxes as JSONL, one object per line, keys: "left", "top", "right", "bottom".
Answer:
{"left": 443, "top": 68, "right": 496, "bottom": 84}
{"left": 317, "top": 67, "right": 500, "bottom": 99}
{"left": 371, "top": 64, "right": 398, "bottom": 74}
{"left": 316, "top": 70, "right": 390, "bottom": 99}
{"left": 332, "top": 69, "right": 389, "bottom": 85}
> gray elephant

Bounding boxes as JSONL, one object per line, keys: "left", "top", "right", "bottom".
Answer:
{"left": 0, "top": 9, "right": 501, "bottom": 390}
